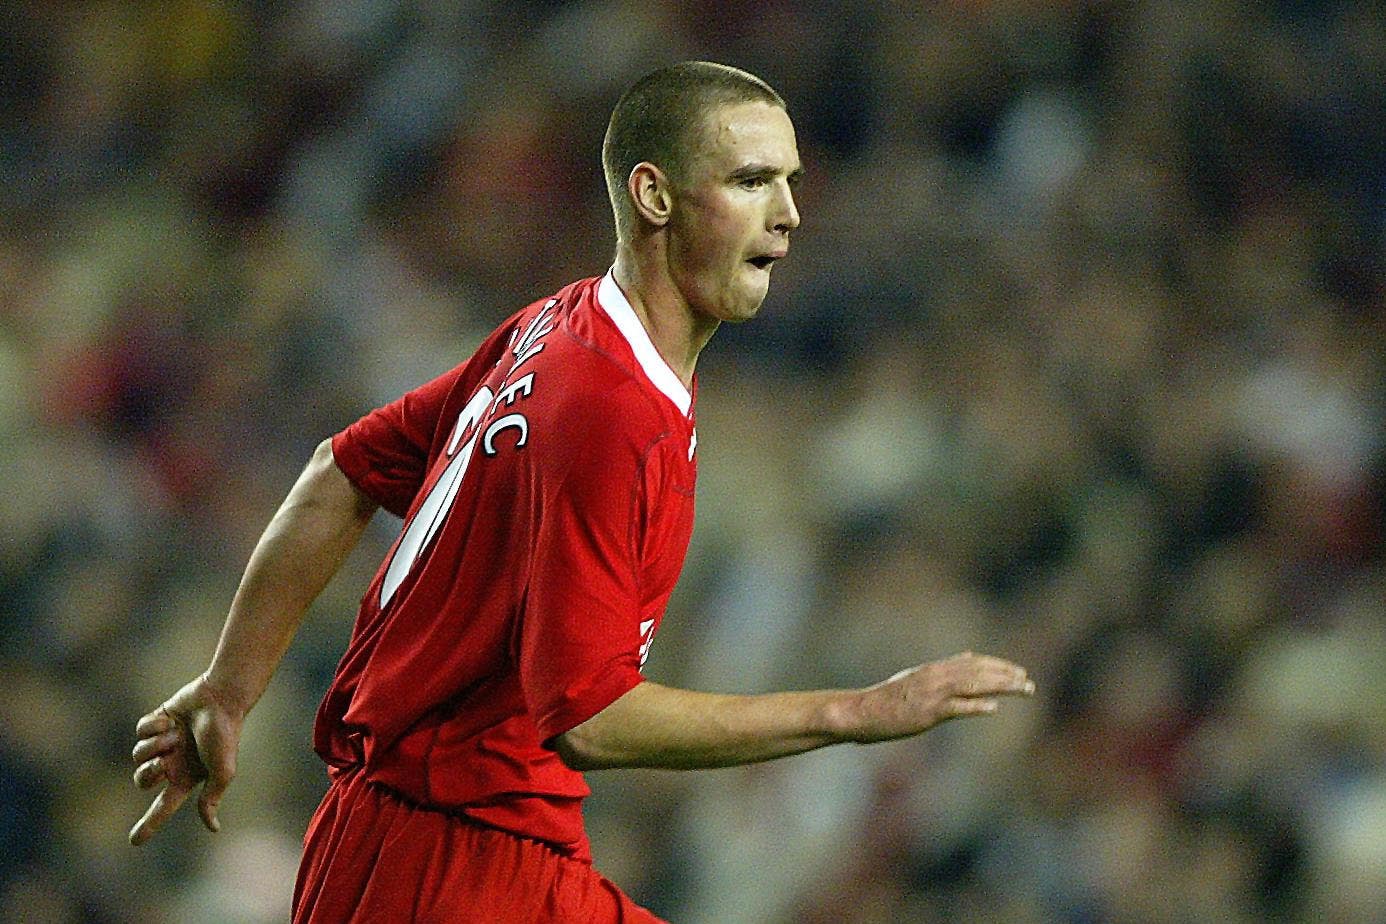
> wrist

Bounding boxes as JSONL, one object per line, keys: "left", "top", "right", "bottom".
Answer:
{"left": 817, "top": 689, "right": 864, "bottom": 745}
{"left": 200, "top": 669, "right": 253, "bottom": 719}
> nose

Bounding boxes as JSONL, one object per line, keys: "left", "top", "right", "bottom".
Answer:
{"left": 772, "top": 180, "right": 800, "bottom": 233}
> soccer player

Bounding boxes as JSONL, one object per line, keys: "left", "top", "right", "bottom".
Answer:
{"left": 129, "top": 61, "right": 1034, "bottom": 923}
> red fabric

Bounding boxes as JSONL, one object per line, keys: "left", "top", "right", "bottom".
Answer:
{"left": 317, "top": 276, "right": 697, "bottom": 860}
{"left": 293, "top": 767, "right": 666, "bottom": 924}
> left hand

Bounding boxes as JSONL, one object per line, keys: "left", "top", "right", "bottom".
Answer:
{"left": 128, "top": 673, "right": 245, "bottom": 846}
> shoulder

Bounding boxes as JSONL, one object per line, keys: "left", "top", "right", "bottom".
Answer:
{"left": 548, "top": 373, "right": 672, "bottom": 459}
{"left": 490, "top": 276, "right": 689, "bottom": 472}
{"left": 538, "top": 301, "right": 677, "bottom": 444}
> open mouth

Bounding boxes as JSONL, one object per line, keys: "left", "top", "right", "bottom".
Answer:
{"left": 747, "top": 255, "right": 777, "bottom": 270}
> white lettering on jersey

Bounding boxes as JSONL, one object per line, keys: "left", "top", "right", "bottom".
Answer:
{"left": 383, "top": 385, "right": 493, "bottom": 607}
{"left": 378, "top": 303, "right": 558, "bottom": 609}
{"left": 492, "top": 373, "right": 535, "bottom": 412}
{"left": 483, "top": 413, "right": 528, "bottom": 455}
{"left": 638, "top": 618, "right": 656, "bottom": 667}
{"left": 510, "top": 304, "right": 557, "bottom": 374}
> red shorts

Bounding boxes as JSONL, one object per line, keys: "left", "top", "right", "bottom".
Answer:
{"left": 293, "top": 767, "right": 666, "bottom": 923}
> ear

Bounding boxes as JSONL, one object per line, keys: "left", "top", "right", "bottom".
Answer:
{"left": 628, "top": 162, "right": 673, "bottom": 228}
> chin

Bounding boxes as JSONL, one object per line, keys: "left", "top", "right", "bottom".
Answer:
{"left": 714, "top": 291, "right": 766, "bottom": 324}
{"left": 725, "top": 302, "right": 764, "bottom": 323}
{"left": 690, "top": 271, "right": 771, "bottom": 324}
{"left": 725, "top": 278, "right": 770, "bottom": 322}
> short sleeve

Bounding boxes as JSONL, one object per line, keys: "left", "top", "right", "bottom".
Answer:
{"left": 331, "top": 365, "right": 465, "bottom": 517}
{"left": 521, "top": 397, "right": 660, "bottom": 743}
{"left": 331, "top": 307, "right": 539, "bottom": 516}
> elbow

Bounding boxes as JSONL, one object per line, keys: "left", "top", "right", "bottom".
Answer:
{"left": 551, "top": 727, "right": 607, "bottom": 772}
{"left": 300, "top": 437, "right": 338, "bottom": 486}
{"left": 549, "top": 683, "right": 653, "bottom": 771}
{"left": 305, "top": 436, "right": 376, "bottom": 521}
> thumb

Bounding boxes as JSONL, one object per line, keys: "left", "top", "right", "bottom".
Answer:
{"left": 195, "top": 728, "right": 237, "bottom": 834}
{"left": 198, "top": 764, "right": 232, "bottom": 833}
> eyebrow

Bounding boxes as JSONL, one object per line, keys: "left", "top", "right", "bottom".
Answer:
{"left": 729, "top": 163, "right": 806, "bottom": 185}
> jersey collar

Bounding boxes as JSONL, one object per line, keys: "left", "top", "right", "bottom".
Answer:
{"left": 597, "top": 270, "right": 693, "bottom": 417}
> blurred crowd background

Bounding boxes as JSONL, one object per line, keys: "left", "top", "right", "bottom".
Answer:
{"left": 2, "top": 0, "right": 1384, "bottom": 921}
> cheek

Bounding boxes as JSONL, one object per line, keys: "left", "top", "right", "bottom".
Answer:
{"left": 690, "top": 193, "right": 753, "bottom": 246}
{"left": 674, "top": 208, "right": 740, "bottom": 273}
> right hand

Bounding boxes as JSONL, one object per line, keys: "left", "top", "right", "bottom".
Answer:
{"left": 128, "top": 673, "right": 245, "bottom": 846}
{"left": 847, "top": 651, "right": 1034, "bottom": 743}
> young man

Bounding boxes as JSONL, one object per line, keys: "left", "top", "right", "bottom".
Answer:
{"left": 130, "top": 62, "right": 1034, "bottom": 923}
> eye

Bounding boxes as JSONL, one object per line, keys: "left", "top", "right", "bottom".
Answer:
{"left": 738, "top": 176, "right": 767, "bottom": 190}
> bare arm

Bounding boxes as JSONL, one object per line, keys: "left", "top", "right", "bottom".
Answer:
{"left": 204, "top": 438, "right": 377, "bottom": 711}
{"left": 555, "top": 652, "right": 1034, "bottom": 771}
{"left": 129, "top": 438, "right": 377, "bottom": 845}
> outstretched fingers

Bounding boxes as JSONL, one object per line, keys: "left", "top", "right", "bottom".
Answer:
{"left": 133, "top": 756, "right": 169, "bottom": 790}
{"left": 131, "top": 714, "right": 181, "bottom": 791}
{"left": 134, "top": 709, "right": 173, "bottom": 739}
{"left": 857, "top": 651, "right": 1037, "bottom": 741}
{"left": 949, "top": 653, "right": 1033, "bottom": 699}
{"left": 933, "top": 653, "right": 1035, "bottom": 725}
{"left": 947, "top": 696, "right": 1000, "bottom": 717}
{"left": 129, "top": 778, "right": 194, "bottom": 846}
{"left": 132, "top": 730, "right": 180, "bottom": 765}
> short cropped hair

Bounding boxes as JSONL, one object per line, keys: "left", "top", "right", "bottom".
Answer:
{"left": 603, "top": 61, "right": 785, "bottom": 240}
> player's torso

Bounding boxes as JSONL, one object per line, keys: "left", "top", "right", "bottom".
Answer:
{"left": 329, "top": 279, "right": 697, "bottom": 812}
{"left": 375, "top": 281, "right": 697, "bottom": 660}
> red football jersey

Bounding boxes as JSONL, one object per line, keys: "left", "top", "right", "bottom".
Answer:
{"left": 319, "top": 272, "right": 697, "bottom": 860}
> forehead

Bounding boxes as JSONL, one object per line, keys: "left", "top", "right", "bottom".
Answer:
{"left": 690, "top": 100, "right": 800, "bottom": 173}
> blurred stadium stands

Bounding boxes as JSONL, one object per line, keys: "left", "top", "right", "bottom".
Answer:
{"left": 1, "top": 1, "right": 1383, "bottom": 921}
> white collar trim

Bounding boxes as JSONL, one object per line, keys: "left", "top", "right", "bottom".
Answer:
{"left": 597, "top": 270, "right": 693, "bottom": 417}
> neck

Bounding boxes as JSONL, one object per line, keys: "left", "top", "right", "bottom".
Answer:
{"left": 611, "top": 247, "right": 719, "bottom": 389}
